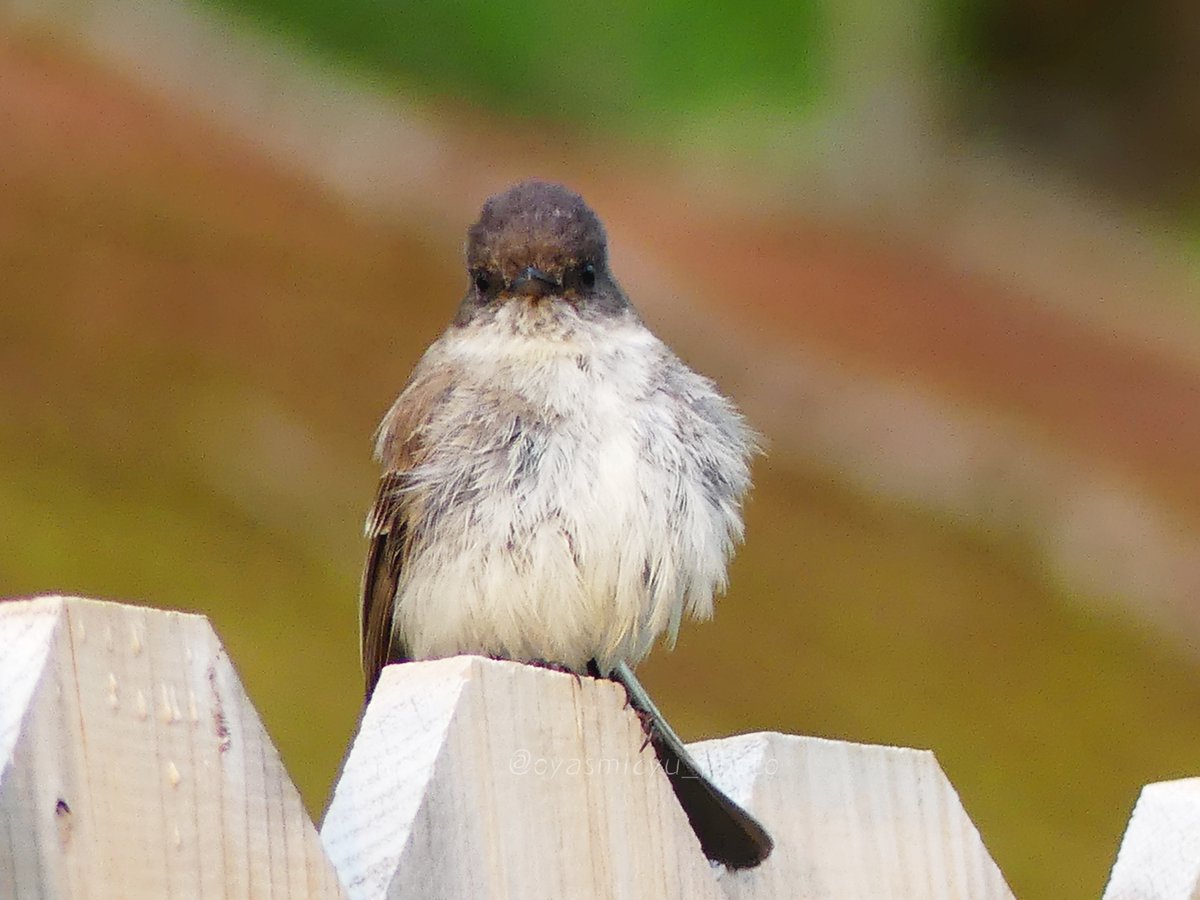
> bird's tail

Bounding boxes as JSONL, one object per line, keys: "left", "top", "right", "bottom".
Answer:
{"left": 610, "top": 662, "right": 773, "bottom": 869}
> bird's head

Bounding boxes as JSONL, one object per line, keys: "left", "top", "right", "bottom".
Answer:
{"left": 456, "top": 180, "right": 629, "bottom": 326}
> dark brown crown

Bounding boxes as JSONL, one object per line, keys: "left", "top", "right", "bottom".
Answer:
{"left": 467, "top": 180, "right": 607, "bottom": 280}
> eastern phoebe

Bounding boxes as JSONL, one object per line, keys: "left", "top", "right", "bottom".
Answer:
{"left": 360, "top": 180, "right": 771, "bottom": 868}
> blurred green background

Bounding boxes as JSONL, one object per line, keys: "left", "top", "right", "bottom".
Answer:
{"left": 4, "top": 2, "right": 1200, "bottom": 897}
{"left": 210, "top": 0, "right": 829, "bottom": 137}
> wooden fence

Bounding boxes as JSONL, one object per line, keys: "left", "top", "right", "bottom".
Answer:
{"left": 0, "top": 595, "right": 1187, "bottom": 898}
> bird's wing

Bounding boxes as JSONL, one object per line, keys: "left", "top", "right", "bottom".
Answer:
{"left": 359, "top": 363, "right": 455, "bottom": 699}
{"left": 360, "top": 470, "right": 410, "bottom": 699}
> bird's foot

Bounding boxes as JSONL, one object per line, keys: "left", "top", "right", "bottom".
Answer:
{"left": 524, "top": 658, "right": 576, "bottom": 674}
{"left": 634, "top": 706, "right": 657, "bottom": 753}
{"left": 519, "top": 658, "right": 587, "bottom": 685}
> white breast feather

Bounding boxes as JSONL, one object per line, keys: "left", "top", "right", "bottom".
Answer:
{"left": 390, "top": 311, "right": 750, "bottom": 672}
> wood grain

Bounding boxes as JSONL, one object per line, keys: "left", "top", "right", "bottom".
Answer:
{"left": 323, "top": 657, "right": 1017, "bottom": 900}
{"left": 0, "top": 596, "right": 345, "bottom": 899}
{"left": 321, "top": 656, "right": 724, "bottom": 900}
{"left": 691, "top": 733, "right": 1015, "bottom": 900}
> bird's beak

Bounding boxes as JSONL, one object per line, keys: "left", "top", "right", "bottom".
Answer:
{"left": 509, "top": 266, "right": 561, "bottom": 299}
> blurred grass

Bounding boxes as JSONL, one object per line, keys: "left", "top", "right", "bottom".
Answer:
{"left": 5, "top": 31, "right": 1200, "bottom": 900}
{"left": 194, "top": 0, "right": 828, "bottom": 146}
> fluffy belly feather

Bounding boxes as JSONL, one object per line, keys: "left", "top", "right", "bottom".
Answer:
{"left": 392, "top": 322, "right": 727, "bottom": 672}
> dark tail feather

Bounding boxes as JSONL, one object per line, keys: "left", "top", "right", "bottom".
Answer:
{"left": 610, "top": 662, "right": 773, "bottom": 869}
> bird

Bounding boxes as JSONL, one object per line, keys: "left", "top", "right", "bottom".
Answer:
{"left": 359, "top": 179, "right": 772, "bottom": 869}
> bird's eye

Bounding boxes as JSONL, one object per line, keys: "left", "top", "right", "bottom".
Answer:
{"left": 580, "top": 262, "right": 596, "bottom": 289}
{"left": 473, "top": 271, "right": 491, "bottom": 293}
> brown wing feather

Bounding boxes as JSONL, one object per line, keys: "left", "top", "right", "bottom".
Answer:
{"left": 360, "top": 473, "right": 409, "bottom": 698}
{"left": 358, "top": 362, "right": 456, "bottom": 699}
